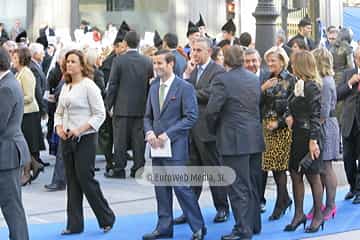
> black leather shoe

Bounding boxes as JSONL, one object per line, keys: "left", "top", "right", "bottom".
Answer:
{"left": 214, "top": 210, "right": 229, "bottom": 223}
{"left": 104, "top": 169, "right": 126, "bottom": 179}
{"left": 173, "top": 214, "right": 187, "bottom": 225}
{"left": 44, "top": 183, "right": 66, "bottom": 191}
{"left": 221, "top": 230, "right": 242, "bottom": 240}
{"left": 191, "top": 227, "right": 206, "bottom": 240}
{"left": 37, "top": 158, "right": 50, "bottom": 167}
{"left": 345, "top": 191, "right": 355, "bottom": 200}
{"left": 61, "top": 229, "right": 83, "bottom": 235}
{"left": 142, "top": 230, "right": 173, "bottom": 240}
{"left": 352, "top": 195, "right": 360, "bottom": 204}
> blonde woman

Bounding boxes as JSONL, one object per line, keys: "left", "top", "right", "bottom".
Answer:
{"left": 285, "top": 51, "right": 324, "bottom": 233}
{"left": 310, "top": 48, "right": 340, "bottom": 221}
{"left": 260, "top": 46, "right": 296, "bottom": 221}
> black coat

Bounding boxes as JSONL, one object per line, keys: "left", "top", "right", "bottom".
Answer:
{"left": 186, "top": 60, "right": 225, "bottom": 142}
{"left": 337, "top": 67, "right": 360, "bottom": 138}
{"left": 29, "top": 60, "right": 47, "bottom": 115}
{"left": 206, "top": 67, "right": 265, "bottom": 155}
{"left": 100, "top": 51, "right": 116, "bottom": 87}
{"left": 105, "top": 51, "right": 153, "bottom": 117}
{"left": 93, "top": 68, "right": 106, "bottom": 99}
{"left": 287, "top": 33, "right": 316, "bottom": 50}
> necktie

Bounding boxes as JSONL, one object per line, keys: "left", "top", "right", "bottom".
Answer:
{"left": 196, "top": 66, "right": 204, "bottom": 84}
{"left": 159, "top": 83, "right": 166, "bottom": 110}
{"left": 304, "top": 37, "right": 309, "bottom": 49}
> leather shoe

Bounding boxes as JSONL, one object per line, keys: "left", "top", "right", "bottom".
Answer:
{"left": 104, "top": 169, "right": 126, "bottom": 179}
{"left": 142, "top": 230, "right": 173, "bottom": 240}
{"left": 221, "top": 230, "right": 242, "bottom": 240}
{"left": 37, "top": 158, "right": 50, "bottom": 167}
{"left": 173, "top": 214, "right": 187, "bottom": 225}
{"left": 192, "top": 227, "right": 206, "bottom": 240}
{"left": 345, "top": 191, "right": 355, "bottom": 200}
{"left": 353, "top": 194, "right": 360, "bottom": 204}
{"left": 44, "top": 183, "right": 66, "bottom": 191}
{"left": 214, "top": 210, "right": 229, "bottom": 223}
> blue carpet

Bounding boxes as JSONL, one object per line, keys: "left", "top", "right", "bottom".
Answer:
{"left": 1, "top": 189, "right": 359, "bottom": 240}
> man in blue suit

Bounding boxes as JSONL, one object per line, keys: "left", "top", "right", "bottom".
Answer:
{"left": 0, "top": 47, "right": 30, "bottom": 240}
{"left": 143, "top": 49, "right": 206, "bottom": 240}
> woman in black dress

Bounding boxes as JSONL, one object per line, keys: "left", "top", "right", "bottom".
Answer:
{"left": 284, "top": 51, "right": 324, "bottom": 233}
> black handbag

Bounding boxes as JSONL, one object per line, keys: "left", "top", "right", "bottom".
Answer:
{"left": 298, "top": 153, "right": 313, "bottom": 172}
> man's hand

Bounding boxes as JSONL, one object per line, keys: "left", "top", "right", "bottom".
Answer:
{"left": 157, "top": 133, "right": 169, "bottom": 148}
{"left": 146, "top": 131, "right": 158, "bottom": 148}
{"left": 183, "top": 60, "right": 196, "bottom": 78}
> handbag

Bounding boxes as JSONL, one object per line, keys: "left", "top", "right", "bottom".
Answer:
{"left": 298, "top": 153, "right": 313, "bottom": 172}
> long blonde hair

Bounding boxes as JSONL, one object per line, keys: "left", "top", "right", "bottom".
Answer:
{"left": 312, "top": 48, "right": 334, "bottom": 78}
{"left": 292, "top": 51, "right": 322, "bottom": 86}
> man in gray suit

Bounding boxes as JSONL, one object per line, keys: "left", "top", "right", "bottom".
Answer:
{"left": 0, "top": 47, "right": 30, "bottom": 240}
{"left": 207, "top": 45, "right": 265, "bottom": 240}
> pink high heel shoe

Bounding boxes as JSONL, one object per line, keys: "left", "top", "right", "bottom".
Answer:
{"left": 306, "top": 205, "right": 325, "bottom": 220}
{"left": 323, "top": 206, "right": 337, "bottom": 221}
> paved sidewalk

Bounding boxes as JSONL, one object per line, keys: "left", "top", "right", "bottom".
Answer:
{"left": 0, "top": 153, "right": 358, "bottom": 239}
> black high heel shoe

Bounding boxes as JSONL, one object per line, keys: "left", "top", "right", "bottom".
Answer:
{"left": 269, "top": 199, "right": 293, "bottom": 221}
{"left": 305, "top": 220, "right": 325, "bottom": 233}
{"left": 283, "top": 215, "right": 307, "bottom": 232}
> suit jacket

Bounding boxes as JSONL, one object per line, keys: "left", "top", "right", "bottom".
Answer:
{"left": 29, "top": 60, "right": 47, "bottom": 114}
{"left": 206, "top": 67, "right": 265, "bottom": 156}
{"left": 93, "top": 68, "right": 106, "bottom": 98}
{"left": 144, "top": 76, "right": 198, "bottom": 161}
{"left": 186, "top": 60, "right": 225, "bottom": 142}
{"left": 105, "top": 50, "right": 153, "bottom": 117}
{"left": 171, "top": 49, "right": 187, "bottom": 77}
{"left": 0, "top": 71, "right": 31, "bottom": 170}
{"left": 15, "top": 66, "right": 39, "bottom": 114}
{"left": 100, "top": 51, "right": 116, "bottom": 87}
{"left": 287, "top": 33, "right": 316, "bottom": 50}
{"left": 337, "top": 67, "right": 360, "bottom": 138}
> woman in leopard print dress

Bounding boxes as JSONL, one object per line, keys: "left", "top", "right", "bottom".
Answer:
{"left": 261, "top": 46, "right": 296, "bottom": 221}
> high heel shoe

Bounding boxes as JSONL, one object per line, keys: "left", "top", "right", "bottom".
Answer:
{"left": 31, "top": 157, "right": 44, "bottom": 181}
{"left": 323, "top": 206, "right": 337, "bottom": 221}
{"left": 269, "top": 199, "right": 293, "bottom": 221}
{"left": 306, "top": 204, "right": 325, "bottom": 220}
{"left": 283, "top": 215, "right": 307, "bottom": 232}
{"left": 21, "top": 175, "right": 32, "bottom": 186}
{"left": 305, "top": 220, "right": 325, "bottom": 233}
{"left": 103, "top": 225, "right": 113, "bottom": 233}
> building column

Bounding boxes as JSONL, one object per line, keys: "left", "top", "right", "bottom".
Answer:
{"left": 252, "top": 0, "right": 279, "bottom": 57}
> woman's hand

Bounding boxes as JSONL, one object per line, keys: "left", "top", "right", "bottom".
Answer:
{"left": 266, "top": 120, "right": 278, "bottom": 131}
{"left": 67, "top": 128, "right": 81, "bottom": 138}
{"left": 309, "top": 140, "right": 320, "bottom": 160}
{"left": 261, "top": 78, "right": 278, "bottom": 92}
{"left": 56, "top": 125, "right": 68, "bottom": 140}
{"left": 285, "top": 115, "right": 294, "bottom": 129}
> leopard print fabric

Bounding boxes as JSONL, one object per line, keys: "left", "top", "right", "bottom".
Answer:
{"left": 262, "top": 120, "right": 292, "bottom": 171}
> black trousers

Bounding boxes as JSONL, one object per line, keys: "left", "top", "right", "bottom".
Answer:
{"left": 0, "top": 168, "right": 29, "bottom": 240}
{"left": 223, "top": 153, "right": 262, "bottom": 238}
{"left": 189, "top": 135, "right": 229, "bottom": 212}
{"left": 112, "top": 116, "right": 145, "bottom": 171}
{"left": 98, "top": 113, "right": 113, "bottom": 170}
{"left": 62, "top": 133, "right": 115, "bottom": 232}
{"left": 343, "top": 121, "right": 360, "bottom": 194}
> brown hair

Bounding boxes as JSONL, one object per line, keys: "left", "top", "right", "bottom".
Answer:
{"left": 224, "top": 45, "right": 244, "bottom": 68}
{"left": 62, "top": 49, "right": 94, "bottom": 84}
{"left": 14, "top": 47, "right": 31, "bottom": 66}
{"left": 292, "top": 51, "right": 322, "bottom": 86}
{"left": 312, "top": 48, "right": 334, "bottom": 78}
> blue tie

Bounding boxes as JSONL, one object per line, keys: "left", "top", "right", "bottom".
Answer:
{"left": 196, "top": 66, "right": 204, "bottom": 84}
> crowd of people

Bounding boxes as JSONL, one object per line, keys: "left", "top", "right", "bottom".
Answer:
{"left": 0, "top": 14, "right": 360, "bottom": 240}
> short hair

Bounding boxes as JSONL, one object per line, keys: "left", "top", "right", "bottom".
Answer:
{"left": 124, "top": 31, "right": 140, "bottom": 48}
{"left": 239, "top": 32, "right": 252, "bottom": 47}
{"left": 338, "top": 28, "right": 352, "bottom": 44}
{"left": 264, "top": 46, "right": 289, "bottom": 69}
{"left": 194, "top": 36, "right": 212, "bottom": 49}
{"left": 163, "top": 33, "right": 178, "bottom": 49}
{"left": 244, "top": 48, "right": 261, "bottom": 60}
{"left": 211, "top": 47, "right": 222, "bottom": 61}
{"left": 14, "top": 47, "right": 31, "bottom": 66}
{"left": 327, "top": 25, "right": 337, "bottom": 33}
{"left": 224, "top": 45, "right": 244, "bottom": 68}
{"left": 62, "top": 49, "right": 94, "bottom": 84}
{"left": 312, "top": 48, "right": 334, "bottom": 77}
{"left": 28, "top": 43, "right": 44, "bottom": 56}
{"left": 154, "top": 49, "right": 176, "bottom": 64}
{"left": 276, "top": 29, "right": 286, "bottom": 43}
{"left": 298, "top": 18, "right": 312, "bottom": 28}
{"left": 0, "top": 47, "right": 11, "bottom": 71}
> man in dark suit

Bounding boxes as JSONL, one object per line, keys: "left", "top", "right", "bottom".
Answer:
{"left": 143, "top": 49, "right": 206, "bottom": 240}
{"left": 287, "top": 17, "right": 316, "bottom": 50}
{"left": 174, "top": 37, "right": 229, "bottom": 225}
{"left": 105, "top": 31, "right": 153, "bottom": 178}
{"left": 0, "top": 47, "right": 30, "bottom": 240}
{"left": 337, "top": 47, "right": 360, "bottom": 204}
{"left": 206, "top": 45, "right": 265, "bottom": 240}
{"left": 162, "top": 32, "right": 187, "bottom": 77}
